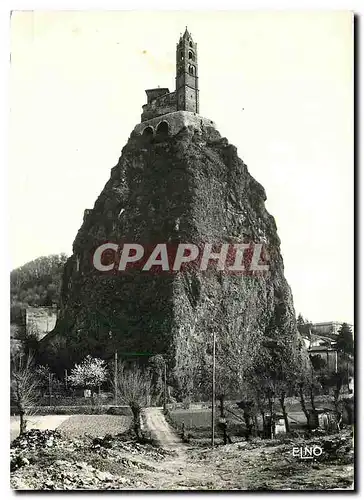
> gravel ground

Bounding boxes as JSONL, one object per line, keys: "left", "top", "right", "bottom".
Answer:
{"left": 10, "top": 411, "right": 354, "bottom": 491}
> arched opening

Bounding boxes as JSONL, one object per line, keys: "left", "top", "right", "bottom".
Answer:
{"left": 189, "top": 41, "right": 193, "bottom": 48}
{"left": 180, "top": 51, "right": 184, "bottom": 60}
{"left": 188, "top": 50, "right": 194, "bottom": 60}
{"left": 189, "top": 65, "right": 194, "bottom": 75}
{"left": 156, "top": 121, "right": 169, "bottom": 138}
{"left": 142, "top": 126, "right": 154, "bottom": 139}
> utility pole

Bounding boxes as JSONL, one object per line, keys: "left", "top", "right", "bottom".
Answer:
{"left": 211, "top": 329, "right": 216, "bottom": 447}
{"left": 163, "top": 359, "right": 167, "bottom": 412}
{"left": 48, "top": 372, "right": 52, "bottom": 406}
{"left": 114, "top": 351, "right": 118, "bottom": 404}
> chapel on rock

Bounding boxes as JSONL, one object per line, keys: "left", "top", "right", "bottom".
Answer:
{"left": 134, "top": 28, "right": 215, "bottom": 137}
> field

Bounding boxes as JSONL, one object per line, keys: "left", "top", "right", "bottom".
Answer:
{"left": 166, "top": 398, "right": 336, "bottom": 445}
{"left": 57, "top": 415, "right": 132, "bottom": 439}
{"left": 168, "top": 407, "right": 246, "bottom": 445}
{"left": 10, "top": 414, "right": 132, "bottom": 442}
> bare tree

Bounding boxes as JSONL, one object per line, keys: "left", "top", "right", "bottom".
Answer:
{"left": 114, "top": 363, "right": 151, "bottom": 439}
{"left": 11, "top": 353, "right": 40, "bottom": 435}
{"left": 295, "top": 354, "right": 321, "bottom": 429}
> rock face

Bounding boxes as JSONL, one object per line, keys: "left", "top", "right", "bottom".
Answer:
{"left": 43, "top": 121, "right": 300, "bottom": 397}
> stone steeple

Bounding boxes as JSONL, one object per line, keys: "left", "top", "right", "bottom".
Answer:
{"left": 140, "top": 30, "right": 201, "bottom": 123}
{"left": 182, "top": 26, "right": 190, "bottom": 39}
{"left": 176, "top": 27, "right": 199, "bottom": 113}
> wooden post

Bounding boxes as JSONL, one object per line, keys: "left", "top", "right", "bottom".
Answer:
{"left": 114, "top": 351, "right": 118, "bottom": 404}
{"left": 211, "top": 329, "right": 216, "bottom": 447}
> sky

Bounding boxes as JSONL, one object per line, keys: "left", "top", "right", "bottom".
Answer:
{"left": 9, "top": 10, "right": 353, "bottom": 324}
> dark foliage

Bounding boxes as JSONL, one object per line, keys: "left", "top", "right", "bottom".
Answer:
{"left": 10, "top": 254, "right": 68, "bottom": 318}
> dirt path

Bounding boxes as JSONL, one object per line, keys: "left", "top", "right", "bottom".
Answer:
{"left": 143, "top": 407, "right": 185, "bottom": 449}
{"left": 137, "top": 412, "right": 353, "bottom": 491}
{"left": 10, "top": 409, "right": 353, "bottom": 490}
{"left": 141, "top": 407, "right": 224, "bottom": 489}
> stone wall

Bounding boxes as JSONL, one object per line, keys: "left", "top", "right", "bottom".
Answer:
{"left": 141, "top": 91, "right": 177, "bottom": 122}
{"left": 134, "top": 111, "right": 215, "bottom": 137}
{"left": 146, "top": 88, "right": 170, "bottom": 104}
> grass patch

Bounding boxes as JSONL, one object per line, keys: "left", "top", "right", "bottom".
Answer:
{"left": 167, "top": 408, "right": 246, "bottom": 445}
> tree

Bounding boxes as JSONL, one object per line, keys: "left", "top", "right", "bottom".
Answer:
{"left": 236, "top": 399, "right": 256, "bottom": 440}
{"left": 330, "top": 357, "right": 354, "bottom": 415}
{"left": 310, "top": 354, "right": 327, "bottom": 372}
{"left": 242, "top": 337, "right": 318, "bottom": 435}
{"left": 68, "top": 355, "right": 108, "bottom": 404}
{"left": 336, "top": 323, "right": 354, "bottom": 394}
{"left": 35, "top": 364, "right": 60, "bottom": 397}
{"left": 274, "top": 355, "right": 300, "bottom": 434}
{"left": 10, "top": 253, "right": 68, "bottom": 309}
{"left": 336, "top": 323, "right": 354, "bottom": 356}
{"left": 147, "top": 355, "right": 165, "bottom": 406}
{"left": 297, "top": 314, "right": 305, "bottom": 328}
{"left": 295, "top": 353, "right": 322, "bottom": 429}
{"left": 241, "top": 343, "right": 282, "bottom": 438}
{"left": 115, "top": 363, "right": 151, "bottom": 440}
{"left": 11, "top": 353, "right": 40, "bottom": 435}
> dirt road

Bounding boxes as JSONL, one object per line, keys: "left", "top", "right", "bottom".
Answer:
{"left": 140, "top": 408, "right": 353, "bottom": 491}
{"left": 141, "top": 407, "right": 244, "bottom": 489}
{"left": 143, "top": 407, "right": 185, "bottom": 449}
{"left": 10, "top": 409, "right": 354, "bottom": 490}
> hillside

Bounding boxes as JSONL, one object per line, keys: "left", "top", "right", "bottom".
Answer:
{"left": 10, "top": 254, "right": 68, "bottom": 324}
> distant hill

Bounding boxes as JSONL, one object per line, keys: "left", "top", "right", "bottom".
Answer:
{"left": 10, "top": 254, "right": 68, "bottom": 324}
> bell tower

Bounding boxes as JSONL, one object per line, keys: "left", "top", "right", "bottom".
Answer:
{"left": 176, "top": 27, "right": 199, "bottom": 113}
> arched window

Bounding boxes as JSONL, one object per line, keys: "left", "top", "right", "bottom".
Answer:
{"left": 188, "top": 50, "right": 195, "bottom": 61}
{"left": 189, "top": 41, "right": 193, "bottom": 48}
{"left": 142, "top": 126, "right": 154, "bottom": 140}
{"left": 156, "top": 121, "right": 169, "bottom": 137}
{"left": 180, "top": 51, "right": 184, "bottom": 61}
{"left": 189, "top": 65, "right": 194, "bottom": 75}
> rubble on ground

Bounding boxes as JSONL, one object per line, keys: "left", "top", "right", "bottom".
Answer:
{"left": 11, "top": 459, "right": 138, "bottom": 490}
{"left": 11, "top": 429, "right": 85, "bottom": 473}
{"left": 10, "top": 428, "right": 171, "bottom": 490}
{"left": 11, "top": 429, "right": 65, "bottom": 451}
{"left": 10, "top": 427, "right": 354, "bottom": 490}
{"left": 190, "top": 428, "right": 354, "bottom": 466}
{"left": 91, "top": 433, "right": 174, "bottom": 460}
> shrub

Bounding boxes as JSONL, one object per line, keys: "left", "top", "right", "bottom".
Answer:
{"left": 11, "top": 405, "right": 132, "bottom": 416}
{"left": 37, "top": 395, "right": 114, "bottom": 406}
{"left": 106, "top": 406, "right": 132, "bottom": 416}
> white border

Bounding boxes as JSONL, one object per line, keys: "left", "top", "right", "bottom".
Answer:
{"left": 1, "top": 2, "right": 360, "bottom": 498}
